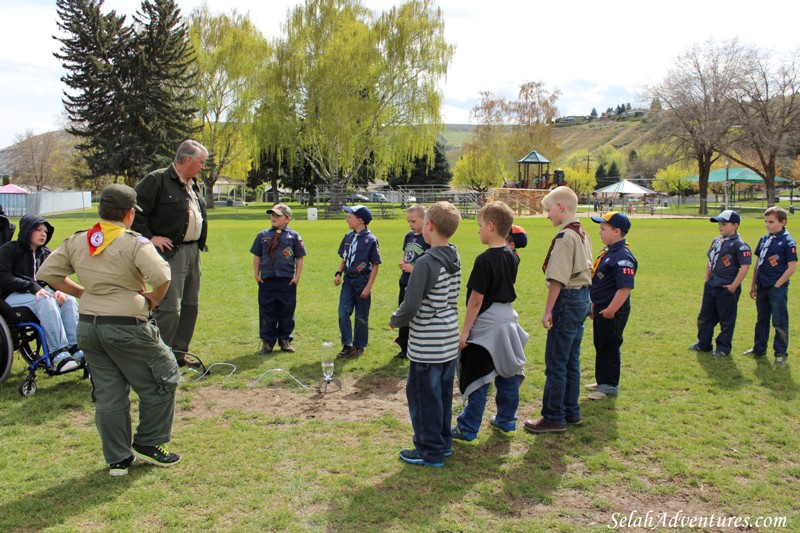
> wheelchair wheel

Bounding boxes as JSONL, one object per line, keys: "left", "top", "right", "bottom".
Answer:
{"left": 19, "top": 377, "right": 37, "bottom": 397}
{"left": 0, "top": 316, "right": 13, "bottom": 384}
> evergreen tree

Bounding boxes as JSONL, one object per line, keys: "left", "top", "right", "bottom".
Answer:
{"left": 590, "top": 107, "right": 598, "bottom": 119}
{"left": 595, "top": 162, "right": 607, "bottom": 179}
{"left": 387, "top": 139, "right": 452, "bottom": 187}
{"left": 607, "top": 161, "right": 620, "bottom": 178}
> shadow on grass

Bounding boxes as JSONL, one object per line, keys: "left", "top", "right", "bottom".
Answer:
{"left": 694, "top": 351, "right": 747, "bottom": 389}
{"left": 0, "top": 374, "right": 91, "bottom": 428}
{"left": 753, "top": 356, "right": 796, "bottom": 399}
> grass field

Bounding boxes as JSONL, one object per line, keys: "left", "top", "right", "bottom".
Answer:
{"left": 0, "top": 204, "right": 798, "bottom": 531}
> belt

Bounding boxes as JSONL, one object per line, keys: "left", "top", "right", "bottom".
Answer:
{"left": 345, "top": 273, "right": 366, "bottom": 278}
{"left": 79, "top": 314, "right": 146, "bottom": 326}
{"left": 182, "top": 240, "right": 197, "bottom": 245}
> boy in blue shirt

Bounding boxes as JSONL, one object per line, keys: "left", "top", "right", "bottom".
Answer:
{"left": 586, "top": 212, "right": 637, "bottom": 400}
{"left": 334, "top": 205, "right": 381, "bottom": 359}
{"left": 689, "top": 210, "right": 751, "bottom": 357}
{"left": 250, "top": 204, "right": 306, "bottom": 354}
{"left": 395, "top": 204, "right": 429, "bottom": 360}
{"left": 743, "top": 206, "right": 797, "bottom": 366}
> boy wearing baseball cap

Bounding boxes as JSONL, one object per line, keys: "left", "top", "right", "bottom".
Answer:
{"left": 689, "top": 210, "right": 751, "bottom": 357}
{"left": 250, "top": 204, "right": 306, "bottom": 354}
{"left": 586, "top": 211, "right": 637, "bottom": 400}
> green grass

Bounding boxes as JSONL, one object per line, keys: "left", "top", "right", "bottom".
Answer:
{"left": 1, "top": 204, "right": 798, "bottom": 531}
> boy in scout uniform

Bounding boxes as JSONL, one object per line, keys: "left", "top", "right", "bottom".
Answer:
{"left": 38, "top": 184, "right": 181, "bottom": 476}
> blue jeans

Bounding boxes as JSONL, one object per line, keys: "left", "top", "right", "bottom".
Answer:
{"left": 407, "top": 359, "right": 456, "bottom": 464}
{"left": 258, "top": 277, "right": 297, "bottom": 344}
{"left": 5, "top": 291, "right": 78, "bottom": 353}
{"left": 593, "top": 299, "right": 630, "bottom": 395}
{"left": 697, "top": 282, "right": 741, "bottom": 354}
{"left": 542, "top": 287, "right": 590, "bottom": 424}
{"left": 338, "top": 275, "right": 371, "bottom": 348}
{"left": 754, "top": 284, "right": 789, "bottom": 357}
{"left": 457, "top": 374, "right": 521, "bottom": 437}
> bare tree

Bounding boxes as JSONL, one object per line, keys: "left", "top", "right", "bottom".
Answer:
{"left": 649, "top": 39, "right": 743, "bottom": 214}
{"left": 724, "top": 47, "right": 800, "bottom": 206}
{"left": 7, "top": 130, "right": 68, "bottom": 191}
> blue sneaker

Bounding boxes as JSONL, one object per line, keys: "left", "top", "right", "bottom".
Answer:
{"left": 451, "top": 426, "right": 478, "bottom": 445}
{"left": 399, "top": 449, "right": 444, "bottom": 467}
{"left": 444, "top": 449, "right": 452, "bottom": 457}
{"left": 489, "top": 415, "right": 516, "bottom": 436}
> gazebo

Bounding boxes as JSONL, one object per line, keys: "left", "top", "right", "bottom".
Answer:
{"left": 516, "top": 150, "right": 551, "bottom": 189}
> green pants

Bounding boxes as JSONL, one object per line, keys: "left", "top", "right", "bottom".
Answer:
{"left": 78, "top": 320, "right": 180, "bottom": 465}
{"left": 153, "top": 244, "right": 201, "bottom": 358}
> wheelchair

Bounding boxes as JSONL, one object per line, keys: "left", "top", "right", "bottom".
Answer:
{"left": 0, "top": 299, "right": 87, "bottom": 396}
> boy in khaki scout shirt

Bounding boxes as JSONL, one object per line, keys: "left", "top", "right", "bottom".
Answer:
{"left": 524, "top": 186, "right": 593, "bottom": 434}
{"left": 38, "top": 184, "right": 181, "bottom": 477}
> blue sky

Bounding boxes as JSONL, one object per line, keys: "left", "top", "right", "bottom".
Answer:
{"left": 1, "top": 0, "right": 797, "bottom": 148}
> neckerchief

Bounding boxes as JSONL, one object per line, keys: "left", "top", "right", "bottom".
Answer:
{"left": 542, "top": 221, "right": 586, "bottom": 274}
{"left": 346, "top": 231, "right": 359, "bottom": 270}
{"left": 757, "top": 233, "right": 776, "bottom": 269}
{"left": 708, "top": 234, "right": 732, "bottom": 271}
{"left": 267, "top": 228, "right": 282, "bottom": 260}
{"left": 87, "top": 222, "right": 126, "bottom": 256}
{"left": 592, "top": 240, "right": 632, "bottom": 276}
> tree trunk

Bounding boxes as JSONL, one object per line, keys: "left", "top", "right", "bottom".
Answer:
{"left": 203, "top": 171, "right": 218, "bottom": 209}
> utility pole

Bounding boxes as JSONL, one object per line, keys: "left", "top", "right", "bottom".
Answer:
{"left": 586, "top": 154, "right": 592, "bottom": 174}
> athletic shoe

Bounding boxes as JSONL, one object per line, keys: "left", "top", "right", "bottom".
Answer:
{"left": 488, "top": 415, "right": 516, "bottom": 436}
{"left": 774, "top": 356, "right": 788, "bottom": 367}
{"left": 451, "top": 425, "right": 478, "bottom": 445}
{"left": 523, "top": 417, "right": 566, "bottom": 434}
{"left": 711, "top": 350, "right": 729, "bottom": 357}
{"left": 278, "top": 339, "right": 295, "bottom": 353}
{"left": 741, "top": 348, "right": 766, "bottom": 357}
{"left": 353, "top": 348, "right": 365, "bottom": 357}
{"left": 53, "top": 352, "right": 79, "bottom": 374}
{"left": 393, "top": 350, "right": 407, "bottom": 360}
{"left": 566, "top": 417, "right": 583, "bottom": 427}
{"left": 131, "top": 443, "right": 181, "bottom": 467}
{"left": 399, "top": 449, "right": 444, "bottom": 467}
{"left": 109, "top": 455, "right": 134, "bottom": 477}
{"left": 260, "top": 341, "right": 273, "bottom": 355}
{"left": 585, "top": 382, "right": 599, "bottom": 391}
{"left": 444, "top": 449, "right": 453, "bottom": 457}
{"left": 588, "top": 391, "right": 611, "bottom": 400}
{"left": 336, "top": 345, "right": 355, "bottom": 359}
{"left": 688, "top": 343, "right": 710, "bottom": 352}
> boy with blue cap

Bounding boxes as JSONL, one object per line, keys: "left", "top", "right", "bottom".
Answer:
{"left": 334, "top": 205, "right": 381, "bottom": 359}
{"left": 689, "top": 210, "right": 751, "bottom": 357}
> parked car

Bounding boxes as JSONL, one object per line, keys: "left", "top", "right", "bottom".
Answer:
{"left": 347, "top": 193, "right": 369, "bottom": 202}
{"left": 370, "top": 192, "right": 387, "bottom": 203}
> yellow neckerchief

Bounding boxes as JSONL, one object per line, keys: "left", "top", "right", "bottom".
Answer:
{"left": 592, "top": 240, "right": 632, "bottom": 276}
{"left": 87, "top": 221, "right": 126, "bottom": 256}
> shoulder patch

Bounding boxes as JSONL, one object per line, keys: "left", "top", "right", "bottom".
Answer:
{"left": 617, "top": 259, "right": 635, "bottom": 268}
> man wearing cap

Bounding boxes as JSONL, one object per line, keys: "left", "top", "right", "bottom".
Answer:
{"left": 38, "top": 184, "right": 181, "bottom": 476}
{"left": 250, "top": 204, "right": 306, "bottom": 354}
{"left": 133, "top": 140, "right": 208, "bottom": 367}
{"left": 689, "top": 210, "right": 751, "bottom": 356}
{"left": 334, "top": 205, "right": 381, "bottom": 358}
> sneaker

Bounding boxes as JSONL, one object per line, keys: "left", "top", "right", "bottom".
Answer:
{"left": 523, "top": 417, "right": 566, "bottom": 434}
{"left": 588, "top": 391, "right": 611, "bottom": 400}
{"left": 336, "top": 345, "right": 355, "bottom": 359}
{"left": 585, "top": 382, "right": 599, "bottom": 391}
{"left": 489, "top": 415, "right": 516, "bottom": 435}
{"left": 399, "top": 449, "right": 444, "bottom": 467}
{"left": 444, "top": 449, "right": 453, "bottom": 458}
{"left": 742, "top": 348, "right": 766, "bottom": 357}
{"left": 566, "top": 417, "right": 583, "bottom": 427}
{"left": 774, "top": 356, "right": 788, "bottom": 367}
{"left": 688, "top": 343, "right": 710, "bottom": 352}
{"left": 72, "top": 350, "right": 85, "bottom": 364}
{"left": 260, "top": 341, "right": 273, "bottom": 355}
{"left": 393, "top": 350, "right": 407, "bottom": 360}
{"left": 711, "top": 350, "right": 729, "bottom": 357}
{"left": 53, "top": 352, "right": 79, "bottom": 374}
{"left": 109, "top": 455, "right": 134, "bottom": 477}
{"left": 451, "top": 426, "right": 479, "bottom": 445}
{"left": 131, "top": 443, "right": 181, "bottom": 467}
{"left": 278, "top": 339, "right": 295, "bottom": 353}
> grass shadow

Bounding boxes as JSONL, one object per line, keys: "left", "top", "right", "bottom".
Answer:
{"left": 694, "top": 351, "right": 747, "bottom": 389}
{"left": 753, "top": 356, "right": 797, "bottom": 399}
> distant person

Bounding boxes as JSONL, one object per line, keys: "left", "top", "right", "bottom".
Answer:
{"left": 743, "top": 206, "right": 796, "bottom": 366}
{"left": 0, "top": 214, "right": 82, "bottom": 373}
{"left": 504, "top": 224, "right": 528, "bottom": 257}
{"left": 524, "top": 186, "right": 592, "bottom": 434}
{"left": 586, "top": 212, "right": 637, "bottom": 400}
{"left": 390, "top": 202, "right": 461, "bottom": 467}
{"left": 688, "top": 210, "right": 751, "bottom": 357}
{"left": 452, "top": 201, "right": 527, "bottom": 444}
{"left": 133, "top": 139, "right": 208, "bottom": 367}
{"left": 251, "top": 204, "right": 306, "bottom": 355}
{"left": 394, "top": 204, "right": 429, "bottom": 360}
{"left": 334, "top": 205, "right": 381, "bottom": 359}
{"left": 38, "top": 184, "right": 181, "bottom": 476}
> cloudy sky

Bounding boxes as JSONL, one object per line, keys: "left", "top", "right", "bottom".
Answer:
{"left": 1, "top": 0, "right": 797, "bottom": 148}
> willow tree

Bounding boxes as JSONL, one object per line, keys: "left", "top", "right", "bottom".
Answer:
{"left": 189, "top": 8, "right": 269, "bottom": 207}
{"left": 254, "top": 0, "right": 453, "bottom": 203}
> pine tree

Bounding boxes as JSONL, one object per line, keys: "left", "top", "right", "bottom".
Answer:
{"left": 590, "top": 107, "right": 598, "bottom": 119}
{"left": 595, "top": 163, "right": 607, "bottom": 179}
{"left": 607, "top": 161, "right": 620, "bottom": 178}
{"left": 387, "top": 139, "right": 452, "bottom": 187}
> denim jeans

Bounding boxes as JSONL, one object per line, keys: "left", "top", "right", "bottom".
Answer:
{"left": 754, "top": 284, "right": 789, "bottom": 357}
{"left": 406, "top": 359, "right": 456, "bottom": 464}
{"left": 697, "top": 282, "right": 741, "bottom": 354}
{"left": 542, "top": 287, "right": 590, "bottom": 424}
{"left": 456, "top": 374, "right": 521, "bottom": 437}
{"left": 258, "top": 277, "right": 297, "bottom": 344}
{"left": 593, "top": 299, "right": 630, "bottom": 395}
{"left": 5, "top": 291, "right": 78, "bottom": 353}
{"left": 338, "top": 275, "right": 371, "bottom": 348}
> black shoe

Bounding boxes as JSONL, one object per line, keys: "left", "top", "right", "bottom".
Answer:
{"left": 177, "top": 355, "right": 201, "bottom": 367}
{"left": 742, "top": 348, "right": 766, "bottom": 357}
{"left": 109, "top": 455, "right": 134, "bottom": 477}
{"left": 260, "top": 341, "right": 273, "bottom": 355}
{"left": 566, "top": 417, "right": 583, "bottom": 427}
{"left": 279, "top": 339, "right": 295, "bottom": 353}
{"left": 336, "top": 345, "right": 355, "bottom": 359}
{"left": 688, "top": 343, "right": 709, "bottom": 352}
{"left": 131, "top": 443, "right": 181, "bottom": 467}
{"left": 393, "top": 350, "right": 407, "bottom": 360}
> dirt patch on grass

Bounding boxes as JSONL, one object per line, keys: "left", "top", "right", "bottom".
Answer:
{"left": 180, "top": 375, "right": 411, "bottom": 423}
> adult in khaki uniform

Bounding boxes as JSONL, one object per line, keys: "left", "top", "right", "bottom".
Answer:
{"left": 38, "top": 184, "right": 181, "bottom": 476}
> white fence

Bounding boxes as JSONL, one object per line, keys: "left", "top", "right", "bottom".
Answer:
{"left": 0, "top": 191, "right": 92, "bottom": 217}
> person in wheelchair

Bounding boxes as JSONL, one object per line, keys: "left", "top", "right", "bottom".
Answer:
{"left": 0, "top": 214, "right": 83, "bottom": 373}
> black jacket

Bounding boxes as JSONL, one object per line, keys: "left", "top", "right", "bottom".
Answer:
{"left": 132, "top": 164, "right": 208, "bottom": 260}
{"left": 0, "top": 214, "right": 55, "bottom": 299}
